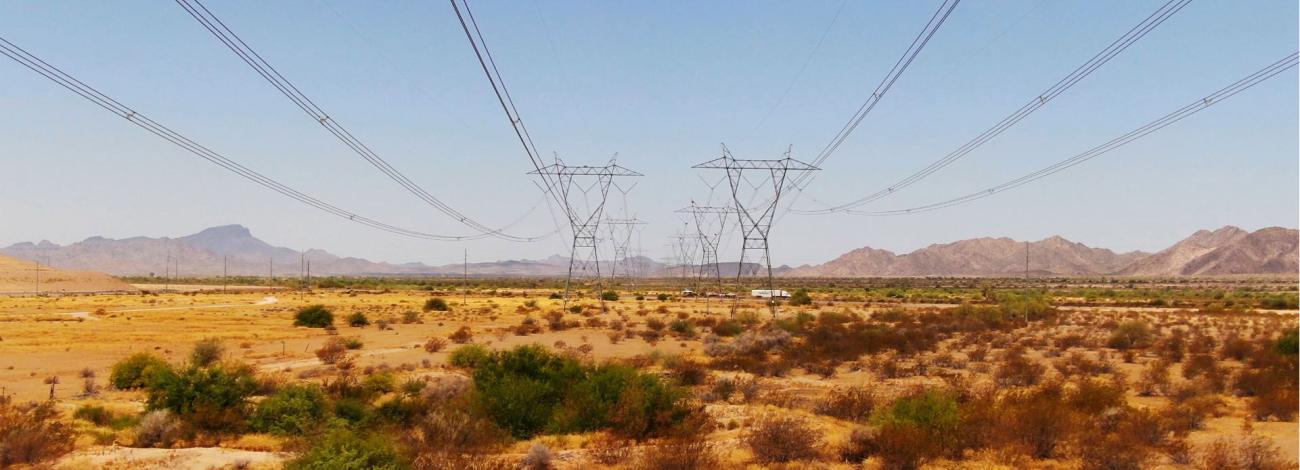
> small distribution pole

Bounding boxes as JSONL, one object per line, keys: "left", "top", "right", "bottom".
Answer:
{"left": 33, "top": 258, "right": 40, "bottom": 295}
{"left": 463, "top": 248, "right": 468, "bottom": 307}
{"left": 165, "top": 254, "right": 171, "bottom": 292}
{"left": 269, "top": 258, "right": 274, "bottom": 286}
{"left": 223, "top": 256, "right": 228, "bottom": 292}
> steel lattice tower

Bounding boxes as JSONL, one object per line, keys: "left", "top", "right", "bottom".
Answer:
{"left": 693, "top": 144, "right": 818, "bottom": 316}
{"left": 529, "top": 157, "right": 642, "bottom": 308}
{"left": 604, "top": 216, "right": 645, "bottom": 282}
{"left": 675, "top": 202, "right": 734, "bottom": 312}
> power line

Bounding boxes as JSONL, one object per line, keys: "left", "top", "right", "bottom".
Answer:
{"left": 448, "top": 0, "right": 565, "bottom": 216}
{"left": 842, "top": 52, "right": 1297, "bottom": 216}
{"left": 795, "top": 0, "right": 1192, "bottom": 214}
{"left": 0, "top": 35, "right": 518, "bottom": 242}
{"left": 174, "top": 0, "right": 546, "bottom": 242}
{"left": 748, "top": 0, "right": 849, "bottom": 136}
{"left": 804, "top": 0, "right": 961, "bottom": 173}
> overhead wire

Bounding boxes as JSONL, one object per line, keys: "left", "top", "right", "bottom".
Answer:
{"left": 843, "top": 52, "right": 1298, "bottom": 216}
{"left": 0, "top": 35, "right": 524, "bottom": 242}
{"left": 794, "top": 0, "right": 1193, "bottom": 214}
{"left": 174, "top": 0, "right": 548, "bottom": 242}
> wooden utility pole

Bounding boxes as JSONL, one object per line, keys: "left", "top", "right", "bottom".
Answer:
{"left": 223, "top": 256, "right": 228, "bottom": 292}
{"left": 463, "top": 248, "right": 468, "bottom": 306}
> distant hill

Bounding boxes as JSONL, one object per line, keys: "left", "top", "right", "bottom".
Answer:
{"left": 3, "top": 224, "right": 1292, "bottom": 279}
{"left": 0, "top": 253, "right": 136, "bottom": 293}
{"left": 787, "top": 226, "right": 1297, "bottom": 277}
{"left": 1118, "top": 226, "right": 1298, "bottom": 276}
{"left": 0, "top": 225, "right": 672, "bottom": 277}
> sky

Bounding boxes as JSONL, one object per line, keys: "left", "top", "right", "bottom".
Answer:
{"left": 1, "top": 0, "right": 1296, "bottom": 267}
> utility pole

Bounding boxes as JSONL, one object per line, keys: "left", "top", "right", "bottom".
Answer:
{"left": 165, "top": 254, "right": 171, "bottom": 292}
{"left": 223, "top": 256, "right": 228, "bottom": 292}
{"left": 33, "top": 257, "right": 40, "bottom": 295}
{"left": 1024, "top": 241, "right": 1030, "bottom": 283}
{"left": 463, "top": 248, "right": 468, "bottom": 306}
{"left": 269, "top": 258, "right": 274, "bottom": 286}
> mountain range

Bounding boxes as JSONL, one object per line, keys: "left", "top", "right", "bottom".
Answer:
{"left": 1, "top": 224, "right": 1294, "bottom": 278}
{"left": 787, "top": 226, "right": 1297, "bottom": 277}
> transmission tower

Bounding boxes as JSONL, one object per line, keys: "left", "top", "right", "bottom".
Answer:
{"left": 667, "top": 231, "right": 700, "bottom": 287}
{"left": 604, "top": 217, "right": 645, "bottom": 283}
{"left": 693, "top": 144, "right": 818, "bottom": 317}
{"left": 529, "top": 157, "right": 641, "bottom": 308}
{"left": 675, "top": 202, "right": 734, "bottom": 312}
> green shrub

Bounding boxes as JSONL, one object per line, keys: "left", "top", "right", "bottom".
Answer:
{"left": 1276, "top": 330, "right": 1298, "bottom": 355}
{"left": 1107, "top": 320, "right": 1153, "bottom": 350}
{"left": 424, "top": 298, "right": 449, "bottom": 312}
{"left": 712, "top": 319, "right": 744, "bottom": 337}
{"left": 145, "top": 363, "right": 258, "bottom": 434}
{"left": 347, "top": 312, "right": 370, "bottom": 327}
{"left": 286, "top": 427, "right": 407, "bottom": 470}
{"left": 601, "top": 291, "right": 620, "bottom": 302}
{"left": 72, "top": 404, "right": 135, "bottom": 429}
{"left": 465, "top": 345, "right": 689, "bottom": 439}
{"left": 190, "top": 338, "right": 224, "bottom": 367}
{"left": 656, "top": 293, "right": 670, "bottom": 301}
{"left": 295, "top": 305, "right": 334, "bottom": 328}
{"left": 449, "top": 345, "right": 492, "bottom": 369}
{"left": 109, "top": 353, "right": 171, "bottom": 390}
{"left": 789, "top": 289, "right": 812, "bottom": 306}
{"left": 249, "top": 384, "right": 329, "bottom": 436}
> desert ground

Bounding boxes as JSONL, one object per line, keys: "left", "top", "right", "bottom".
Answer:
{"left": 0, "top": 278, "right": 1296, "bottom": 469}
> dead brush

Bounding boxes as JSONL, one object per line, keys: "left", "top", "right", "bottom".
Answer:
{"left": 744, "top": 414, "right": 822, "bottom": 464}
{"left": 813, "top": 385, "right": 875, "bottom": 422}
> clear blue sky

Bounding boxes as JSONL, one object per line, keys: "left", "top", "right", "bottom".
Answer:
{"left": 1, "top": 0, "right": 1296, "bottom": 266}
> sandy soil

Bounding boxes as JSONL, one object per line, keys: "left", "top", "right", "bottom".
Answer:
{"left": 56, "top": 446, "right": 288, "bottom": 469}
{"left": 0, "top": 254, "right": 137, "bottom": 294}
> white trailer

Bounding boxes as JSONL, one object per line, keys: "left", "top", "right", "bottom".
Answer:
{"left": 750, "top": 289, "right": 790, "bottom": 299}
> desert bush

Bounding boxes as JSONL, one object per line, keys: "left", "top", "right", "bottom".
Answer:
{"left": 465, "top": 345, "right": 690, "bottom": 439}
{"left": 870, "top": 388, "right": 961, "bottom": 464}
{"left": 522, "top": 442, "right": 553, "bottom": 469}
{"left": 286, "top": 427, "right": 406, "bottom": 470}
{"left": 1076, "top": 429, "right": 1152, "bottom": 470}
{"left": 425, "top": 297, "right": 450, "bottom": 312}
{"left": 145, "top": 363, "right": 258, "bottom": 434}
{"left": 191, "top": 338, "right": 225, "bottom": 367}
{"left": 745, "top": 414, "right": 821, "bottom": 464}
{"left": 996, "top": 383, "right": 1076, "bottom": 459}
{"left": 601, "top": 291, "right": 620, "bottom": 302}
{"left": 315, "top": 337, "right": 350, "bottom": 365}
{"left": 1137, "top": 360, "right": 1171, "bottom": 396}
{"left": 109, "top": 352, "right": 171, "bottom": 390}
{"left": 249, "top": 384, "right": 329, "bottom": 436}
{"left": 1107, "top": 320, "right": 1153, "bottom": 350}
{"left": 0, "top": 400, "right": 75, "bottom": 466}
{"left": 814, "top": 386, "right": 875, "bottom": 422}
{"left": 1250, "top": 386, "right": 1299, "bottom": 421}
{"left": 665, "top": 357, "right": 709, "bottom": 386}
{"left": 994, "top": 347, "right": 1045, "bottom": 387}
{"left": 425, "top": 337, "right": 448, "bottom": 353}
{"left": 789, "top": 289, "right": 813, "bottom": 306}
{"left": 133, "top": 410, "right": 180, "bottom": 448}
{"left": 711, "top": 319, "right": 743, "bottom": 337}
{"left": 1275, "top": 330, "right": 1299, "bottom": 355}
{"left": 294, "top": 305, "right": 334, "bottom": 328}
{"left": 402, "top": 310, "right": 423, "bottom": 324}
{"left": 449, "top": 326, "right": 474, "bottom": 344}
{"left": 347, "top": 312, "right": 370, "bottom": 327}
{"left": 1198, "top": 436, "right": 1295, "bottom": 470}
{"left": 449, "top": 344, "right": 492, "bottom": 369}
{"left": 632, "top": 439, "right": 718, "bottom": 470}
